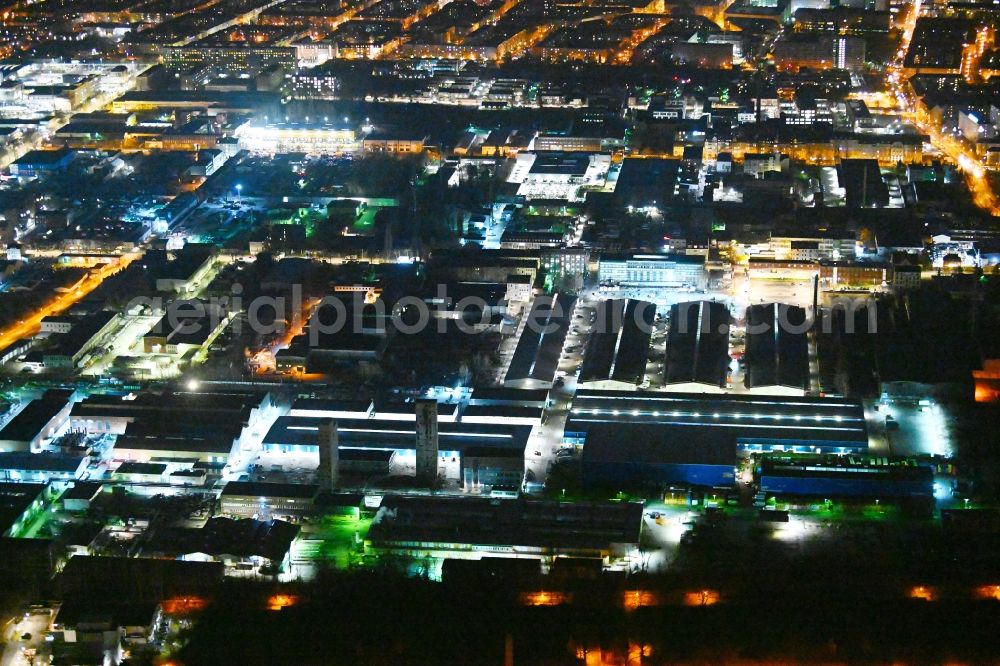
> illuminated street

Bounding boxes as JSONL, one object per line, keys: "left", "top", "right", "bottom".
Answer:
{"left": 0, "top": 257, "right": 136, "bottom": 351}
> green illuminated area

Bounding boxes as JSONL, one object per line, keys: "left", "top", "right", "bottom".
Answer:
{"left": 7, "top": 489, "right": 58, "bottom": 539}
{"left": 295, "top": 513, "right": 374, "bottom": 568}
{"left": 264, "top": 207, "right": 326, "bottom": 237}
{"left": 353, "top": 208, "right": 379, "bottom": 233}
{"left": 352, "top": 198, "right": 398, "bottom": 234}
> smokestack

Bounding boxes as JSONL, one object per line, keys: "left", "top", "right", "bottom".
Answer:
{"left": 384, "top": 217, "right": 394, "bottom": 260}
{"left": 415, "top": 399, "right": 439, "bottom": 482}
{"left": 317, "top": 418, "right": 339, "bottom": 491}
{"left": 812, "top": 274, "right": 819, "bottom": 321}
{"left": 755, "top": 70, "right": 763, "bottom": 124}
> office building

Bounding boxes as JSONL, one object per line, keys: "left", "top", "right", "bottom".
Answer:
{"left": 598, "top": 254, "right": 705, "bottom": 288}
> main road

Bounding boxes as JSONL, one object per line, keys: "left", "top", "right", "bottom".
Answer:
{"left": 0, "top": 255, "right": 137, "bottom": 351}
{"left": 886, "top": 0, "right": 1000, "bottom": 215}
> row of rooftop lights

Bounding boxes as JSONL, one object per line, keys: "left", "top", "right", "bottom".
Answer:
{"left": 572, "top": 408, "right": 853, "bottom": 423}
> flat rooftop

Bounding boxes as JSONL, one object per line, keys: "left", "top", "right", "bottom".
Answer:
{"left": 114, "top": 461, "right": 167, "bottom": 475}
{"left": 0, "top": 452, "right": 85, "bottom": 473}
{"left": 221, "top": 481, "right": 319, "bottom": 499}
{"left": 71, "top": 391, "right": 260, "bottom": 428}
{"left": 61, "top": 481, "right": 103, "bottom": 502}
{"left": 0, "top": 390, "right": 73, "bottom": 444}
{"left": 368, "top": 495, "right": 643, "bottom": 551}
{"left": 263, "top": 416, "right": 531, "bottom": 454}
{"left": 469, "top": 387, "right": 549, "bottom": 406}
{"left": 115, "top": 431, "right": 236, "bottom": 455}
{"left": 566, "top": 390, "right": 869, "bottom": 449}
{"left": 0, "top": 482, "right": 47, "bottom": 534}
{"left": 528, "top": 152, "right": 592, "bottom": 177}
{"left": 582, "top": 423, "right": 737, "bottom": 467}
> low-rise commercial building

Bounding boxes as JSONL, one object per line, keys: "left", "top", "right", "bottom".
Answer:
{"left": 154, "top": 244, "right": 216, "bottom": 293}
{"left": 819, "top": 260, "right": 890, "bottom": 288}
{"left": 0, "top": 482, "right": 48, "bottom": 537}
{"left": 759, "top": 455, "right": 934, "bottom": 499}
{"left": 43, "top": 311, "right": 121, "bottom": 370}
{"left": 362, "top": 131, "right": 427, "bottom": 154}
{"left": 0, "top": 390, "right": 74, "bottom": 452}
{"left": 219, "top": 481, "right": 320, "bottom": 518}
{"left": 0, "top": 451, "right": 88, "bottom": 482}
{"left": 113, "top": 461, "right": 168, "bottom": 483}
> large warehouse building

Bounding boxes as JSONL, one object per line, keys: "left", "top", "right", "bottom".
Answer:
{"left": 504, "top": 294, "right": 575, "bottom": 388}
{"left": 581, "top": 423, "right": 738, "bottom": 488}
{"left": 568, "top": 391, "right": 870, "bottom": 488}
{"left": 366, "top": 495, "right": 643, "bottom": 566}
{"left": 262, "top": 414, "right": 531, "bottom": 484}
{"left": 744, "top": 303, "right": 810, "bottom": 395}
{"left": 663, "top": 300, "right": 730, "bottom": 392}
{"left": 759, "top": 455, "right": 933, "bottom": 499}
{"left": 578, "top": 298, "right": 655, "bottom": 389}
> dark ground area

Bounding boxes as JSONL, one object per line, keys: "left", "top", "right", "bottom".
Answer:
{"left": 175, "top": 570, "right": 1000, "bottom": 665}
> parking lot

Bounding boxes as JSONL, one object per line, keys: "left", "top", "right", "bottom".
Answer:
{"left": 1, "top": 603, "right": 55, "bottom": 666}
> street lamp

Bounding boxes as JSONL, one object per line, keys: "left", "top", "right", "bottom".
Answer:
{"left": 235, "top": 183, "right": 243, "bottom": 205}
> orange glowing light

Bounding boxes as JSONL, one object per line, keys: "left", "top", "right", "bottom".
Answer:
{"left": 973, "top": 361, "right": 1000, "bottom": 402}
{"left": 623, "top": 590, "right": 659, "bottom": 610}
{"left": 0, "top": 255, "right": 136, "bottom": 350}
{"left": 683, "top": 589, "right": 720, "bottom": 606}
{"left": 160, "top": 597, "right": 207, "bottom": 615}
{"left": 520, "top": 591, "right": 569, "bottom": 606}
{"left": 267, "top": 594, "right": 298, "bottom": 610}
{"left": 909, "top": 586, "right": 936, "bottom": 601}
{"left": 975, "top": 585, "right": 1000, "bottom": 600}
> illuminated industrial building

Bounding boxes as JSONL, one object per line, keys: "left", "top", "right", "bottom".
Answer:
{"left": 236, "top": 122, "right": 359, "bottom": 154}
{"left": 566, "top": 390, "right": 870, "bottom": 462}
{"left": 578, "top": 298, "right": 655, "bottom": 390}
{"left": 263, "top": 404, "right": 532, "bottom": 480}
{"left": 366, "top": 495, "right": 643, "bottom": 566}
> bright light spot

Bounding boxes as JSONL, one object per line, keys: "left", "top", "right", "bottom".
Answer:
{"left": 521, "top": 591, "right": 569, "bottom": 606}
{"left": 267, "top": 594, "right": 298, "bottom": 611}
{"left": 772, "top": 515, "right": 809, "bottom": 542}
{"left": 623, "top": 590, "right": 659, "bottom": 610}
{"left": 683, "top": 590, "right": 720, "bottom": 606}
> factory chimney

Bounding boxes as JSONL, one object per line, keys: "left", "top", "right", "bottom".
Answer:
{"left": 415, "top": 399, "right": 439, "bottom": 482}
{"left": 317, "top": 418, "right": 339, "bottom": 491}
{"left": 812, "top": 274, "right": 820, "bottom": 323}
